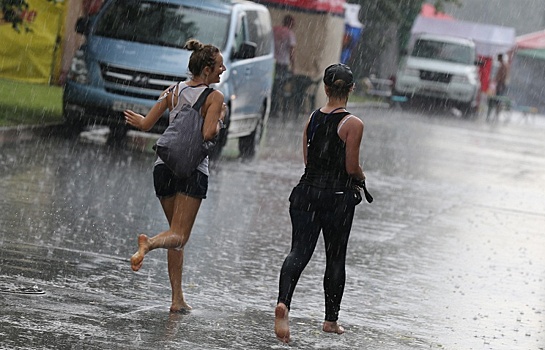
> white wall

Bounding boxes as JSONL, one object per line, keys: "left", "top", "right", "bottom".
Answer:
{"left": 270, "top": 9, "right": 345, "bottom": 107}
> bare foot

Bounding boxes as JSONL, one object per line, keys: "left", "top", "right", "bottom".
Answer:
{"left": 274, "top": 303, "right": 290, "bottom": 343}
{"left": 170, "top": 300, "right": 192, "bottom": 314}
{"left": 323, "top": 321, "right": 345, "bottom": 334}
{"left": 130, "top": 234, "right": 149, "bottom": 271}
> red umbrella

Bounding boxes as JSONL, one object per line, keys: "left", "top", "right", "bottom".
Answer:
{"left": 516, "top": 30, "right": 545, "bottom": 49}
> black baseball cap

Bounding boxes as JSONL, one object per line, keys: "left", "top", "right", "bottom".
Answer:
{"left": 323, "top": 63, "right": 354, "bottom": 86}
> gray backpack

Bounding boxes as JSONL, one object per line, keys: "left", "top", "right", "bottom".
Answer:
{"left": 153, "top": 87, "right": 214, "bottom": 178}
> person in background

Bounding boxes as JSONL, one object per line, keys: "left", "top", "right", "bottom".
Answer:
{"left": 494, "top": 53, "right": 509, "bottom": 98}
{"left": 272, "top": 14, "right": 296, "bottom": 115}
{"left": 487, "top": 53, "right": 510, "bottom": 120}
{"left": 124, "top": 39, "right": 226, "bottom": 313}
{"left": 274, "top": 63, "right": 366, "bottom": 343}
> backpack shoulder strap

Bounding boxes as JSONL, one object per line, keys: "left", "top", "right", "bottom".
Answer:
{"left": 172, "top": 83, "right": 191, "bottom": 109}
{"left": 192, "top": 88, "right": 214, "bottom": 112}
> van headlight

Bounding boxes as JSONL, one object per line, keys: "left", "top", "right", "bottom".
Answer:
{"left": 67, "top": 49, "right": 89, "bottom": 84}
{"left": 451, "top": 75, "right": 469, "bottom": 84}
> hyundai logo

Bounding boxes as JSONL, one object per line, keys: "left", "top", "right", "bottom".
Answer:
{"left": 132, "top": 74, "right": 149, "bottom": 86}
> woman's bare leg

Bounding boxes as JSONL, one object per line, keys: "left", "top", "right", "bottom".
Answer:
{"left": 168, "top": 248, "right": 191, "bottom": 312}
{"left": 130, "top": 193, "right": 201, "bottom": 311}
{"left": 130, "top": 195, "right": 174, "bottom": 271}
{"left": 158, "top": 196, "right": 193, "bottom": 312}
{"left": 131, "top": 194, "right": 201, "bottom": 268}
{"left": 166, "top": 194, "right": 201, "bottom": 311}
{"left": 131, "top": 234, "right": 150, "bottom": 271}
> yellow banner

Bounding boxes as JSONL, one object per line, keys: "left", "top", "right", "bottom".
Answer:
{"left": 0, "top": 0, "right": 65, "bottom": 84}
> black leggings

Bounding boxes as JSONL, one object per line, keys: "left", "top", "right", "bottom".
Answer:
{"left": 277, "top": 184, "right": 357, "bottom": 322}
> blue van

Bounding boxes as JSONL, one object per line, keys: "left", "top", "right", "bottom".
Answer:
{"left": 64, "top": 0, "right": 274, "bottom": 157}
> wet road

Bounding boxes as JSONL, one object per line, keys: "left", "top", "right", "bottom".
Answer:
{"left": 1, "top": 107, "right": 544, "bottom": 350}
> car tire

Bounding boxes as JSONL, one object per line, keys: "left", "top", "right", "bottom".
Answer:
{"left": 107, "top": 125, "right": 128, "bottom": 145}
{"left": 238, "top": 103, "right": 265, "bottom": 159}
{"left": 64, "top": 120, "right": 85, "bottom": 137}
{"left": 460, "top": 102, "right": 477, "bottom": 118}
{"left": 62, "top": 110, "right": 86, "bottom": 138}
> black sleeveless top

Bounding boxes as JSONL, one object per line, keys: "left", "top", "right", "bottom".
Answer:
{"left": 299, "top": 109, "right": 354, "bottom": 190}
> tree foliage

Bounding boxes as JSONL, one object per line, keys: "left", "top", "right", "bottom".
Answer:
{"left": 347, "top": 0, "right": 460, "bottom": 78}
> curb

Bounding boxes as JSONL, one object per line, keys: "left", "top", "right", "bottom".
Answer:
{"left": 0, "top": 123, "right": 158, "bottom": 153}
{"left": 0, "top": 123, "right": 62, "bottom": 145}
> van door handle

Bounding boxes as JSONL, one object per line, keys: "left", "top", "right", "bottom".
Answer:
{"left": 245, "top": 67, "right": 251, "bottom": 77}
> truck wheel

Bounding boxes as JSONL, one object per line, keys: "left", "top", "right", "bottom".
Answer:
{"left": 461, "top": 102, "right": 477, "bottom": 118}
{"left": 238, "top": 104, "right": 265, "bottom": 159}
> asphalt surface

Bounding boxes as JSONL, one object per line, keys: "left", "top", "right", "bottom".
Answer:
{"left": 1, "top": 104, "right": 544, "bottom": 350}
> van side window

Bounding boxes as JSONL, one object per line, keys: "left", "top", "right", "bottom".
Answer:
{"left": 246, "top": 10, "right": 273, "bottom": 57}
{"left": 233, "top": 14, "right": 249, "bottom": 57}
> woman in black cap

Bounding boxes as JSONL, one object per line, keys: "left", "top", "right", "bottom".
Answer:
{"left": 274, "top": 63, "right": 366, "bottom": 343}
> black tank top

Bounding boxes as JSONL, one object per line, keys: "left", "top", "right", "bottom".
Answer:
{"left": 300, "top": 110, "right": 353, "bottom": 190}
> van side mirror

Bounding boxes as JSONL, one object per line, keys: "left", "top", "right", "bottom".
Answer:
{"left": 400, "top": 48, "right": 408, "bottom": 56}
{"left": 76, "top": 17, "right": 89, "bottom": 35}
{"left": 232, "top": 41, "right": 257, "bottom": 60}
{"left": 475, "top": 59, "right": 484, "bottom": 67}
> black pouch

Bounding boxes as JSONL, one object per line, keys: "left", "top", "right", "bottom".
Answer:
{"left": 352, "top": 189, "right": 363, "bottom": 206}
{"left": 289, "top": 183, "right": 362, "bottom": 211}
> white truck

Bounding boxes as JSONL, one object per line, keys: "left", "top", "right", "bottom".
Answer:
{"left": 394, "top": 33, "right": 481, "bottom": 115}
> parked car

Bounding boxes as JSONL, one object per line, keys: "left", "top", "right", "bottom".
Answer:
{"left": 394, "top": 33, "right": 481, "bottom": 115}
{"left": 64, "top": 0, "right": 274, "bottom": 157}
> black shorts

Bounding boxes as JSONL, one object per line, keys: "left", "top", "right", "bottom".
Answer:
{"left": 153, "top": 164, "right": 208, "bottom": 199}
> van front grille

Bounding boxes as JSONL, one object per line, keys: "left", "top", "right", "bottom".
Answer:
{"left": 100, "top": 62, "right": 185, "bottom": 99}
{"left": 420, "top": 70, "right": 451, "bottom": 83}
{"left": 104, "top": 87, "right": 161, "bottom": 100}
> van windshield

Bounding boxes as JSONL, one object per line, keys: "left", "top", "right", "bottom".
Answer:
{"left": 94, "top": 0, "right": 230, "bottom": 50}
{"left": 412, "top": 39, "right": 473, "bottom": 65}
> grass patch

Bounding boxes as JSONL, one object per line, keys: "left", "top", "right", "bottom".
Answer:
{"left": 0, "top": 78, "right": 63, "bottom": 127}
